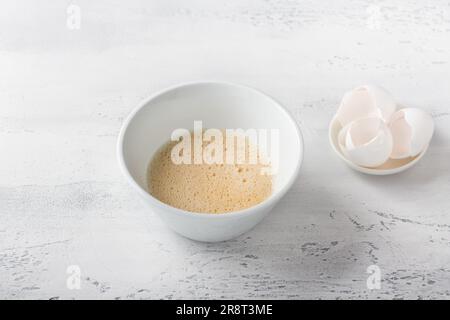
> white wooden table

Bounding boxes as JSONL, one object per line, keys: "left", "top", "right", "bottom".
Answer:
{"left": 1, "top": 0, "right": 450, "bottom": 299}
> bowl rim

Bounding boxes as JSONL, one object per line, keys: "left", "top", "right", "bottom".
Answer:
{"left": 328, "top": 115, "right": 427, "bottom": 175}
{"left": 117, "top": 80, "right": 304, "bottom": 218}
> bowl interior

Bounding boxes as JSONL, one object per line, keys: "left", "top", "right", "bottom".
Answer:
{"left": 120, "top": 82, "right": 302, "bottom": 199}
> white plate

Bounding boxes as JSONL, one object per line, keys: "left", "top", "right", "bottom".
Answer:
{"left": 328, "top": 116, "right": 428, "bottom": 175}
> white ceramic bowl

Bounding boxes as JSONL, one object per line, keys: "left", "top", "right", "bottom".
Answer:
{"left": 117, "top": 82, "right": 303, "bottom": 242}
{"left": 329, "top": 116, "right": 428, "bottom": 175}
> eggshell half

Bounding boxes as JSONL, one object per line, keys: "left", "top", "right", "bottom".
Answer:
{"left": 338, "top": 117, "right": 393, "bottom": 168}
{"left": 336, "top": 85, "right": 397, "bottom": 127}
{"left": 389, "top": 108, "right": 434, "bottom": 159}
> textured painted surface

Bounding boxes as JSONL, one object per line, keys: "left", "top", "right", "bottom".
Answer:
{"left": 1, "top": 0, "right": 450, "bottom": 299}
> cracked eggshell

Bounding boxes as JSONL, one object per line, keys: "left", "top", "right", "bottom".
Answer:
{"left": 338, "top": 117, "right": 393, "bottom": 168}
{"left": 389, "top": 108, "right": 434, "bottom": 159}
{"left": 336, "top": 85, "right": 397, "bottom": 127}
